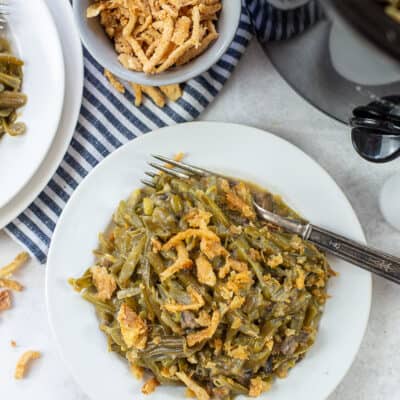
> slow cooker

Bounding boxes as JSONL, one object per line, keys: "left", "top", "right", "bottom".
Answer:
{"left": 260, "top": 0, "right": 400, "bottom": 124}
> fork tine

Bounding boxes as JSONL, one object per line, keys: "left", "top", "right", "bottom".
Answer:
{"left": 148, "top": 162, "right": 190, "bottom": 179}
{"left": 145, "top": 171, "right": 157, "bottom": 178}
{"left": 151, "top": 154, "right": 210, "bottom": 177}
{"left": 141, "top": 179, "right": 156, "bottom": 188}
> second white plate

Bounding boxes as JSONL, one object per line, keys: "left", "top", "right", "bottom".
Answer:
{"left": 0, "top": 0, "right": 65, "bottom": 208}
{"left": 0, "top": 0, "right": 83, "bottom": 229}
{"left": 46, "top": 122, "right": 371, "bottom": 400}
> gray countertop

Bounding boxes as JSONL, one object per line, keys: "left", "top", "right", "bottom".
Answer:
{"left": 1, "top": 38, "right": 399, "bottom": 399}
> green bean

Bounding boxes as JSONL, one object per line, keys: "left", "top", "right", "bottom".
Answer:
{"left": 0, "top": 39, "right": 26, "bottom": 141}
{"left": 288, "top": 292, "right": 312, "bottom": 315}
{"left": 0, "top": 91, "right": 26, "bottom": 109}
{"left": 303, "top": 301, "right": 321, "bottom": 329}
{"left": 0, "top": 53, "right": 23, "bottom": 65}
{"left": 142, "top": 358, "right": 175, "bottom": 384}
{"left": 117, "top": 286, "right": 141, "bottom": 299}
{"left": 195, "top": 190, "right": 230, "bottom": 227}
{"left": 160, "top": 311, "right": 182, "bottom": 334}
{"left": 239, "top": 322, "right": 259, "bottom": 337}
{"left": 68, "top": 267, "right": 92, "bottom": 291}
{"left": 269, "top": 232, "right": 293, "bottom": 251}
{"left": 0, "top": 72, "right": 20, "bottom": 90}
{"left": 170, "top": 194, "right": 183, "bottom": 215}
{"left": 101, "top": 324, "right": 127, "bottom": 350}
{"left": 3, "top": 120, "right": 25, "bottom": 136}
{"left": 109, "top": 259, "right": 123, "bottom": 275}
{"left": 81, "top": 291, "right": 114, "bottom": 314}
{"left": 274, "top": 358, "right": 297, "bottom": 376}
{"left": 263, "top": 318, "right": 284, "bottom": 339}
{"left": 127, "top": 189, "right": 141, "bottom": 208}
{"left": 232, "top": 238, "right": 269, "bottom": 297}
{"left": 147, "top": 251, "right": 165, "bottom": 275}
{"left": 289, "top": 310, "right": 306, "bottom": 331}
{"left": 142, "top": 285, "right": 162, "bottom": 322}
{"left": 170, "top": 178, "right": 191, "bottom": 193}
{"left": 176, "top": 272, "right": 213, "bottom": 303}
{"left": 119, "top": 234, "right": 146, "bottom": 283}
{"left": 244, "top": 226, "right": 281, "bottom": 254}
{"left": 213, "top": 376, "right": 248, "bottom": 395}
{"left": 143, "top": 197, "right": 154, "bottom": 215}
{"left": 245, "top": 345, "right": 273, "bottom": 371}
{"left": 0, "top": 107, "right": 12, "bottom": 117}
{"left": 140, "top": 336, "right": 186, "bottom": 361}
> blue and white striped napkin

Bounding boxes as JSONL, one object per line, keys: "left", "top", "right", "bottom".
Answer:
{"left": 6, "top": 0, "right": 321, "bottom": 263}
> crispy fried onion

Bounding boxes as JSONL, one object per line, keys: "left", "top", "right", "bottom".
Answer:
{"left": 176, "top": 371, "right": 210, "bottom": 400}
{"left": 0, "top": 289, "right": 11, "bottom": 311}
{"left": 195, "top": 254, "right": 216, "bottom": 287}
{"left": 0, "top": 252, "right": 29, "bottom": 278}
{"left": 186, "top": 309, "right": 220, "bottom": 347}
{"left": 222, "top": 181, "right": 255, "bottom": 219}
{"left": 0, "top": 278, "right": 23, "bottom": 291}
{"left": 117, "top": 303, "right": 148, "bottom": 349}
{"left": 160, "top": 242, "right": 193, "bottom": 281}
{"left": 87, "top": 0, "right": 221, "bottom": 75}
{"left": 248, "top": 376, "right": 272, "bottom": 397}
{"left": 91, "top": 265, "right": 117, "bottom": 301}
{"left": 163, "top": 285, "right": 205, "bottom": 312}
{"left": 141, "top": 377, "right": 160, "bottom": 394}
{"left": 14, "top": 350, "right": 41, "bottom": 379}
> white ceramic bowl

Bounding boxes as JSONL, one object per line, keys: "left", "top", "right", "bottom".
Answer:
{"left": 73, "top": 0, "right": 242, "bottom": 85}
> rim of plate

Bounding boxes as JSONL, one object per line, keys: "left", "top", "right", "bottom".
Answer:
{"left": 46, "top": 122, "right": 372, "bottom": 400}
{"left": 0, "top": 0, "right": 83, "bottom": 229}
{"left": 0, "top": 0, "right": 66, "bottom": 208}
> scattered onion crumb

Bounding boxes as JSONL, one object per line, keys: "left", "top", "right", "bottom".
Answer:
{"left": 14, "top": 350, "right": 41, "bottom": 379}
{"left": 0, "top": 290, "right": 11, "bottom": 311}
{"left": 0, "top": 252, "right": 29, "bottom": 278}
{"left": 104, "top": 69, "right": 125, "bottom": 94}
{"left": 186, "top": 388, "right": 196, "bottom": 398}
{"left": 249, "top": 377, "right": 272, "bottom": 397}
{"left": 0, "top": 278, "right": 23, "bottom": 291}
{"left": 141, "top": 377, "right": 159, "bottom": 394}
{"left": 130, "top": 364, "right": 144, "bottom": 379}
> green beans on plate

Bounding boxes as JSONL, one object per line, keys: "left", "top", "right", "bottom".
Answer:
{"left": 0, "top": 37, "right": 27, "bottom": 139}
{"left": 69, "top": 171, "right": 335, "bottom": 400}
{"left": 378, "top": 0, "right": 400, "bottom": 22}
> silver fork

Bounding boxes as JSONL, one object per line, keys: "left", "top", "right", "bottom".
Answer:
{"left": 143, "top": 154, "right": 400, "bottom": 285}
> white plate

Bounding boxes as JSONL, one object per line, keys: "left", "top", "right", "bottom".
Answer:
{"left": 0, "top": 0, "right": 83, "bottom": 228}
{"left": 46, "top": 122, "right": 371, "bottom": 400}
{"left": 0, "top": 0, "right": 65, "bottom": 208}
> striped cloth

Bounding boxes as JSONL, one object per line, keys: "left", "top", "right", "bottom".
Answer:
{"left": 5, "top": 0, "right": 321, "bottom": 263}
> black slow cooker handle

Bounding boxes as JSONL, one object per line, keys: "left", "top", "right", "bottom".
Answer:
{"left": 350, "top": 96, "right": 400, "bottom": 163}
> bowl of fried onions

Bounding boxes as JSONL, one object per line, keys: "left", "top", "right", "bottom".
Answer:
{"left": 74, "top": 0, "right": 242, "bottom": 86}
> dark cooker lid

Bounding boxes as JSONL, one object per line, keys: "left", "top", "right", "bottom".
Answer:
{"left": 331, "top": 0, "right": 400, "bottom": 60}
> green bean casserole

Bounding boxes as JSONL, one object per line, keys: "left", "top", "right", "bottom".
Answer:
{"left": 0, "top": 37, "right": 27, "bottom": 139}
{"left": 380, "top": 0, "right": 400, "bottom": 22}
{"left": 69, "top": 171, "right": 335, "bottom": 400}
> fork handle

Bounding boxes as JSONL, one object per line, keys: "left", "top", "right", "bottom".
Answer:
{"left": 307, "top": 225, "right": 400, "bottom": 284}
